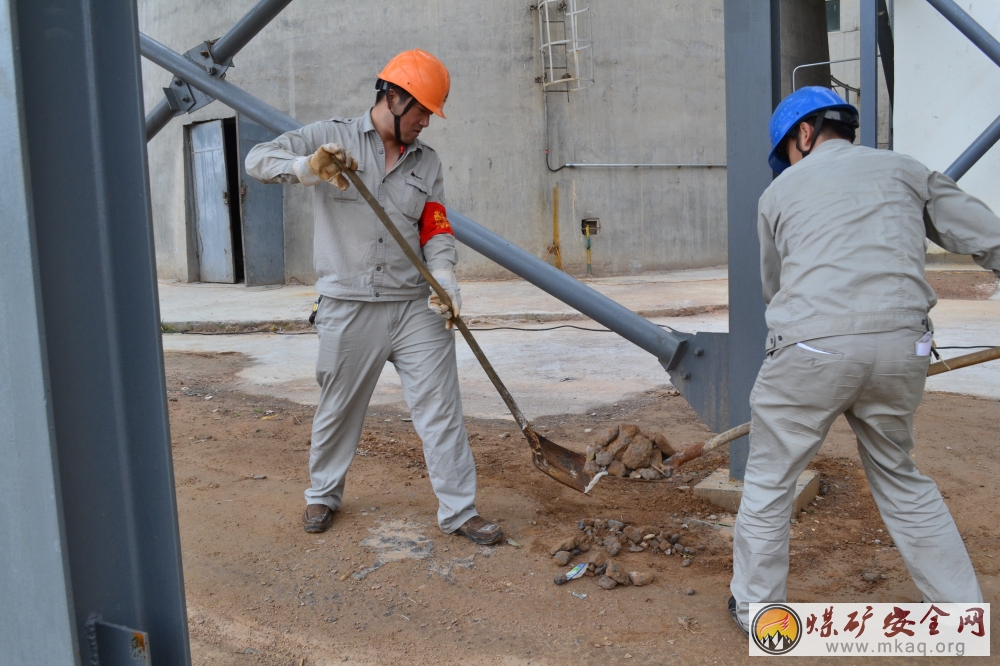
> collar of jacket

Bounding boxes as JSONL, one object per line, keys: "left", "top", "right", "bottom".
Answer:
{"left": 360, "top": 109, "right": 425, "bottom": 158}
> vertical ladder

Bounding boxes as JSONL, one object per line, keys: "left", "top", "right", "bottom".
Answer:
{"left": 537, "top": 0, "right": 595, "bottom": 92}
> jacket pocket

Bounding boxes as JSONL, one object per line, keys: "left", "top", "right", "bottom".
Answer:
{"left": 401, "top": 175, "right": 431, "bottom": 219}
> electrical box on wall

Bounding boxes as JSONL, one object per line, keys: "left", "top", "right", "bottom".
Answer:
{"left": 581, "top": 218, "right": 600, "bottom": 236}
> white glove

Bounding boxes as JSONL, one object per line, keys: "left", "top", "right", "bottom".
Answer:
{"left": 428, "top": 269, "right": 461, "bottom": 329}
{"left": 292, "top": 143, "right": 358, "bottom": 191}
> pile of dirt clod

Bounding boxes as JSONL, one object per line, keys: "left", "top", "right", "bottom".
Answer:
{"left": 550, "top": 516, "right": 708, "bottom": 591}
{"left": 583, "top": 424, "right": 674, "bottom": 480}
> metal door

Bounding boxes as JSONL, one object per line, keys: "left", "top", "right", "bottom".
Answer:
{"left": 236, "top": 114, "right": 284, "bottom": 285}
{"left": 189, "top": 120, "right": 235, "bottom": 282}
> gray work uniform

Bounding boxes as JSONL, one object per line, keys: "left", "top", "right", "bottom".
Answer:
{"left": 245, "top": 112, "right": 479, "bottom": 532}
{"left": 731, "top": 139, "right": 1000, "bottom": 629}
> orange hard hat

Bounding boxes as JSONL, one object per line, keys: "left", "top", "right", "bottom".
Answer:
{"left": 378, "top": 49, "right": 450, "bottom": 119}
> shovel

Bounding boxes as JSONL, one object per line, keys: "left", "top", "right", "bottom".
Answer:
{"left": 329, "top": 158, "right": 595, "bottom": 494}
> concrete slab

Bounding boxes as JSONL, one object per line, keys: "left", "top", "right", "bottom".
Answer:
{"left": 693, "top": 468, "right": 821, "bottom": 514}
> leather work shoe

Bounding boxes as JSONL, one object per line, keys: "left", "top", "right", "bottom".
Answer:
{"left": 453, "top": 515, "right": 503, "bottom": 545}
{"left": 729, "top": 596, "right": 750, "bottom": 638}
{"left": 302, "top": 504, "right": 334, "bottom": 533}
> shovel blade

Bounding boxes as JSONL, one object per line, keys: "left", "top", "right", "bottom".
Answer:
{"left": 524, "top": 427, "right": 594, "bottom": 494}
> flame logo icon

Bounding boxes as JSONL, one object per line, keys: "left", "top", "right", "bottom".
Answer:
{"left": 751, "top": 604, "right": 802, "bottom": 655}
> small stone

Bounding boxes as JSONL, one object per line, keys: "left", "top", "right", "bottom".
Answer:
{"left": 682, "top": 559, "right": 692, "bottom": 567}
{"left": 604, "top": 537, "right": 621, "bottom": 557}
{"left": 639, "top": 468, "right": 660, "bottom": 480}
{"left": 621, "top": 435, "right": 653, "bottom": 469}
{"left": 595, "top": 450, "right": 615, "bottom": 467}
{"left": 683, "top": 546, "right": 695, "bottom": 555}
{"left": 650, "top": 448, "right": 663, "bottom": 468}
{"left": 629, "top": 571, "right": 655, "bottom": 586}
{"left": 578, "top": 542, "right": 591, "bottom": 552}
{"left": 862, "top": 572, "right": 879, "bottom": 582}
{"left": 652, "top": 432, "right": 675, "bottom": 456}
{"left": 599, "top": 426, "right": 620, "bottom": 447}
{"left": 553, "top": 551, "right": 572, "bottom": 566}
{"left": 585, "top": 443, "right": 599, "bottom": 461}
{"left": 606, "top": 562, "right": 630, "bottom": 585}
{"left": 597, "top": 575, "right": 618, "bottom": 590}
{"left": 584, "top": 459, "right": 601, "bottom": 475}
{"left": 587, "top": 550, "right": 608, "bottom": 568}
{"left": 669, "top": 534, "right": 682, "bottom": 544}
{"left": 553, "top": 573, "right": 568, "bottom": 585}
{"left": 686, "top": 587, "right": 695, "bottom": 596}
{"left": 607, "top": 519, "right": 624, "bottom": 532}
{"left": 608, "top": 460, "right": 627, "bottom": 477}
{"left": 551, "top": 537, "right": 577, "bottom": 555}
{"left": 581, "top": 518, "right": 595, "bottom": 527}
{"left": 623, "top": 526, "right": 643, "bottom": 544}
{"left": 629, "top": 470, "right": 643, "bottom": 479}
{"left": 578, "top": 520, "right": 587, "bottom": 530}
{"left": 629, "top": 546, "right": 644, "bottom": 553}
{"left": 658, "top": 539, "right": 670, "bottom": 550}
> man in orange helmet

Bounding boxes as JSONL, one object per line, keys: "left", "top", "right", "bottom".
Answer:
{"left": 245, "top": 50, "right": 502, "bottom": 545}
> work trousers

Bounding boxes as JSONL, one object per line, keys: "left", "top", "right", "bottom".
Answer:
{"left": 731, "top": 329, "right": 982, "bottom": 629}
{"left": 306, "top": 297, "right": 478, "bottom": 532}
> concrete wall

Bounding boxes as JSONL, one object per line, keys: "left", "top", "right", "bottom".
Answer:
{"left": 894, "top": 1, "right": 1000, "bottom": 218}
{"left": 141, "top": 1, "right": 729, "bottom": 282}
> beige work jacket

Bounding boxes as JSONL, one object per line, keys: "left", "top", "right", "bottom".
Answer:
{"left": 758, "top": 139, "right": 1000, "bottom": 352}
{"left": 245, "top": 112, "right": 455, "bottom": 301}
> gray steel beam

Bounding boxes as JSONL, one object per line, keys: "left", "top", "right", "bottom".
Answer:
{"left": 145, "top": 97, "right": 176, "bottom": 141}
{"left": 945, "top": 112, "right": 1000, "bottom": 181}
{"left": 447, "top": 211, "right": 687, "bottom": 367}
{"left": 0, "top": 2, "right": 78, "bottom": 663}
{"left": 211, "top": 0, "right": 293, "bottom": 62}
{"left": 9, "top": 1, "right": 190, "bottom": 664}
{"left": 141, "top": 32, "right": 299, "bottom": 134}
{"left": 860, "top": 0, "right": 879, "bottom": 147}
{"left": 925, "top": 0, "right": 1000, "bottom": 180}
{"left": 145, "top": 0, "right": 293, "bottom": 141}
{"left": 723, "top": 0, "right": 775, "bottom": 479}
{"left": 140, "top": 34, "right": 692, "bottom": 372}
{"left": 926, "top": 0, "right": 1000, "bottom": 68}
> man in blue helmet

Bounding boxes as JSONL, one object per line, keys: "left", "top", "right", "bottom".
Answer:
{"left": 728, "top": 86, "right": 1000, "bottom": 636}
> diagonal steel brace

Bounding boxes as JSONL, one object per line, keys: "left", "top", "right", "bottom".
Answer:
{"left": 926, "top": 0, "right": 1000, "bottom": 180}
{"left": 145, "top": 0, "right": 292, "bottom": 141}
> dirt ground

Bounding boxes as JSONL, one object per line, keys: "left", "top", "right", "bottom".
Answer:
{"left": 165, "top": 347, "right": 1000, "bottom": 665}
{"left": 924, "top": 270, "right": 998, "bottom": 300}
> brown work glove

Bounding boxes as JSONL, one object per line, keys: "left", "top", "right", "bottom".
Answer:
{"left": 308, "top": 143, "right": 358, "bottom": 191}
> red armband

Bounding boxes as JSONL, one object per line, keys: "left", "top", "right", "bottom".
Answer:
{"left": 418, "top": 202, "right": 454, "bottom": 247}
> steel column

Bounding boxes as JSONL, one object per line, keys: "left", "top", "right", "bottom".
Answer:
{"left": 0, "top": 1, "right": 78, "bottom": 662}
{"left": 945, "top": 112, "right": 1000, "bottom": 181}
{"left": 144, "top": 0, "right": 293, "bottom": 141}
{"left": 8, "top": 1, "right": 190, "bottom": 663}
{"left": 722, "top": 0, "right": 776, "bottom": 479}
{"left": 860, "top": 0, "right": 879, "bottom": 147}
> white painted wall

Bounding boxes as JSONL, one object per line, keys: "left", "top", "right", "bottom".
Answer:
{"left": 895, "top": 0, "right": 1000, "bottom": 220}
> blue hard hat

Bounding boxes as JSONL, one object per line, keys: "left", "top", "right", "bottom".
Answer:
{"left": 768, "top": 86, "right": 858, "bottom": 173}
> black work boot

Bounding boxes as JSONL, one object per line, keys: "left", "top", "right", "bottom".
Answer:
{"left": 729, "top": 596, "right": 750, "bottom": 638}
{"left": 453, "top": 515, "right": 503, "bottom": 545}
{"left": 302, "top": 504, "right": 334, "bottom": 533}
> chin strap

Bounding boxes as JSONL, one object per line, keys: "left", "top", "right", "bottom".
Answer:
{"left": 390, "top": 91, "right": 418, "bottom": 146}
{"left": 796, "top": 113, "right": 827, "bottom": 159}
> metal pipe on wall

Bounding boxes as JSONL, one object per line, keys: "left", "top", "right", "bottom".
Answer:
{"left": 140, "top": 33, "right": 689, "bottom": 371}
{"left": 945, "top": 112, "right": 1000, "bottom": 181}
